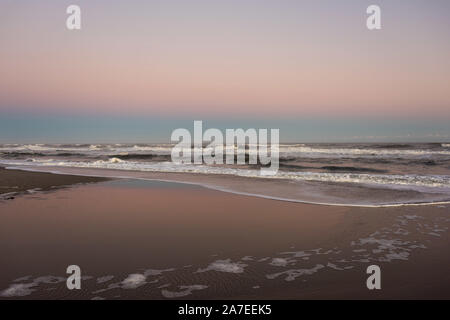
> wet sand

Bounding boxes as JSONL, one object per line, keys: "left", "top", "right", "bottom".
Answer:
{"left": 5, "top": 165, "right": 450, "bottom": 206}
{"left": 0, "top": 166, "right": 109, "bottom": 198}
{"left": 0, "top": 168, "right": 449, "bottom": 299}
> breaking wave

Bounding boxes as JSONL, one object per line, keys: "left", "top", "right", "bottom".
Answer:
{"left": 2, "top": 158, "right": 450, "bottom": 191}
{"left": 2, "top": 143, "right": 450, "bottom": 206}
{"left": 2, "top": 143, "right": 450, "bottom": 159}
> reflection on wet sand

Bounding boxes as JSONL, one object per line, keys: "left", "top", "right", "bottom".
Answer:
{"left": 1, "top": 179, "right": 449, "bottom": 299}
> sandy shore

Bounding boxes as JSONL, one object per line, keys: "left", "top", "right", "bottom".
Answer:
{"left": 0, "top": 167, "right": 449, "bottom": 299}
{"left": 4, "top": 165, "right": 449, "bottom": 206}
{"left": 0, "top": 166, "right": 109, "bottom": 198}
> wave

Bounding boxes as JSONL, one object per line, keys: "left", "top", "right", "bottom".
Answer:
{"left": 0, "top": 151, "right": 90, "bottom": 158}
{"left": 277, "top": 146, "right": 450, "bottom": 158}
{"left": 1, "top": 158, "right": 450, "bottom": 191}
{"left": 0, "top": 152, "right": 47, "bottom": 158}
{"left": 2, "top": 143, "right": 450, "bottom": 159}
{"left": 107, "top": 154, "right": 171, "bottom": 161}
{"left": 0, "top": 144, "right": 174, "bottom": 153}
{"left": 371, "top": 144, "right": 415, "bottom": 149}
{"left": 96, "top": 157, "right": 124, "bottom": 164}
{"left": 277, "top": 162, "right": 387, "bottom": 173}
{"left": 318, "top": 166, "right": 387, "bottom": 173}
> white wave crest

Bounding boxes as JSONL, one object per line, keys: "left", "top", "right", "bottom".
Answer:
{"left": 2, "top": 143, "right": 450, "bottom": 158}
{"left": 2, "top": 158, "right": 449, "bottom": 190}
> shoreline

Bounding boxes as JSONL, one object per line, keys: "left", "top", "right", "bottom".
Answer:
{"left": 2, "top": 164, "right": 450, "bottom": 208}
{"left": 0, "top": 166, "right": 110, "bottom": 199}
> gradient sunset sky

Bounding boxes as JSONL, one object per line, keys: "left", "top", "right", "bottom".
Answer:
{"left": 1, "top": 0, "right": 449, "bottom": 142}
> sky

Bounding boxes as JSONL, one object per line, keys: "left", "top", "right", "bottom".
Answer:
{"left": 0, "top": 0, "right": 449, "bottom": 143}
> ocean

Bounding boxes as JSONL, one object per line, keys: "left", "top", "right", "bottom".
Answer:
{"left": 1, "top": 142, "right": 450, "bottom": 207}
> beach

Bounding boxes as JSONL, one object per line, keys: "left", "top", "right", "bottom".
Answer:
{"left": 1, "top": 167, "right": 449, "bottom": 299}
{"left": 2, "top": 0, "right": 450, "bottom": 305}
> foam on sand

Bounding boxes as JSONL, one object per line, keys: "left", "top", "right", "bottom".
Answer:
{"left": 196, "top": 259, "right": 247, "bottom": 274}
{"left": 270, "top": 258, "right": 295, "bottom": 267}
{"left": 161, "top": 285, "right": 208, "bottom": 298}
{"left": 121, "top": 274, "right": 147, "bottom": 289}
{"left": 266, "top": 264, "right": 325, "bottom": 281}
{"left": 0, "top": 276, "right": 65, "bottom": 297}
{"left": 0, "top": 283, "right": 38, "bottom": 297}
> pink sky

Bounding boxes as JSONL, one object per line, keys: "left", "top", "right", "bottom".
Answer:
{"left": 1, "top": 1, "right": 449, "bottom": 118}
